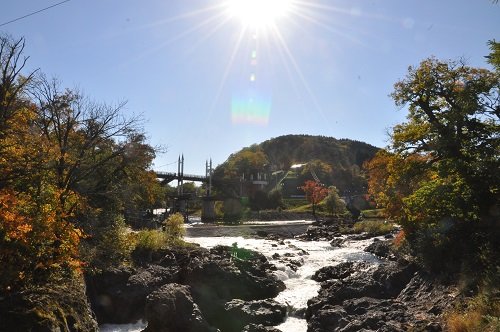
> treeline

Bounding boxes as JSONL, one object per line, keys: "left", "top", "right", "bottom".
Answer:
{"left": 0, "top": 35, "right": 164, "bottom": 291}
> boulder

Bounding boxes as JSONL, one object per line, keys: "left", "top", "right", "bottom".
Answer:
{"left": 144, "top": 283, "right": 215, "bottom": 332}
{"left": 0, "top": 276, "right": 98, "bottom": 332}
{"left": 222, "top": 299, "right": 286, "bottom": 332}
{"left": 183, "top": 246, "right": 285, "bottom": 328}
{"left": 86, "top": 264, "right": 178, "bottom": 324}
{"left": 312, "top": 262, "right": 369, "bottom": 282}
{"left": 242, "top": 324, "right": 282, "bottom": 332}
{"left": 330, "top": 238, "right": 345, "bottom": 248}
{"left": 364, "top": 239, "right": 393, "bottom": 259}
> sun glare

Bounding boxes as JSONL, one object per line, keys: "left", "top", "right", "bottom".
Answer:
{"left": 226, "top": 0, "right": 292, "bottom": 29}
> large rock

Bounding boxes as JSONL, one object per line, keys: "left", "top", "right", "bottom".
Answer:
{"left": 86, "top": 264, "right": 178, "bottom": 324}
{"left": 364, "top": 239, "right": 394, "bottom": 260}
{"left": 0, "top": 275, "right": 98, "bottom": 332}
{"left": 307, "top": 257, "right": 451, "bottom": 332}
{"left": 312, "top": 262, "right": 369, "bottom": 282}
{"left": 144, "top": 283, "right": 216, "bottom": 332}
{"left": 222, "top": 299, "right": 286, "bottom": 332}
{"left": 86, "top": 245, "right": 284, "bottom": 331}
{"left": 181, "top": 245, "right": 285, "bottom": 329}
{"left": 242, "top": 324, "right": 283, "bottom": 332}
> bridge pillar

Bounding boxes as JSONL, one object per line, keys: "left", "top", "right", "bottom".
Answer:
{"left": 201, "top": 198, "right": 216, "bottom": 223}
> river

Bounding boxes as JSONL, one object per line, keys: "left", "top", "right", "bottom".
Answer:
{"left": 100, "top": 221, "right": 381, "bottom": 332}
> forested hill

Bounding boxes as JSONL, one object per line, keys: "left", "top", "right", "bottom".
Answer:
{"left": 214, "top": 134, "right": 380, "bottom": 196}
{"left": 259, "top": 135, "right": 379, "bottom": 171}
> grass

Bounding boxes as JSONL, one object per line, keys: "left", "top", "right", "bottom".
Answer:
{"left": 361, "top": 209, "right": 385, "bottom": 219}
{"left": 352, "top": 219, "right": 395, "bottom": 236}
{"left": 446, "top": 290, "right": 500, "bottom": 332}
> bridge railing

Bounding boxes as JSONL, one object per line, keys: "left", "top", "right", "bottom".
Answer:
{"left": 155, "top": 171, "right": 207, "bottom": 182}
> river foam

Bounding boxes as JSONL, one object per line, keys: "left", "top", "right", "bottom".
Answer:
{"left": 186, "top": 235, "right": 381, "bottom": 332}
{"left": 99, "top": 226, "right": 381, "bottom": 332}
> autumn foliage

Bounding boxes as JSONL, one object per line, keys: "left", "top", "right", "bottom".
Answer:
{"left": 0, "top": 35, "right": 162, "bottom": 291}
{"left": 365, "top": 56, "right": 499, "bottom": 273}
{"left": 300, "top": 180, "right": 328, "bottom": 216}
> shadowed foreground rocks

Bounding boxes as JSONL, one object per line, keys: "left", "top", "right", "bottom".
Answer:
{"left": 86, "top": 245, "right": 285, "bottom": 332}
{"left": 0, "top": 275, "right": 98, "bottom": 332}
{"left": 306, "top": 240, "right": 459, "bottom": 332}
{"left": 144, "top": 283, "right": 215, "bottom": 332}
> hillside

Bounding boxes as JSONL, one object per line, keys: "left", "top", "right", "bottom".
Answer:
{"left": 213, "top": 135, "right": 380, "bottom": 197}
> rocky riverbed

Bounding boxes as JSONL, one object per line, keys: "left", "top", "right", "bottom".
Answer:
{"left": 0, "top": 219, "right": 462, "bottom": 331}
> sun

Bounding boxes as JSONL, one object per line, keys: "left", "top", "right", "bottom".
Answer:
{"left": 226, "top": 0, "right": 292, "bottom": 29}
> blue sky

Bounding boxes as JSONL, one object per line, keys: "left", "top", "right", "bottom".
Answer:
{"left": 2, "top": 0, "right": 499, "bottom": 175}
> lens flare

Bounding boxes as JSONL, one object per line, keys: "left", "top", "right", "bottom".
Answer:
{"left": 231, "top": 90, "right": 272, "bottom": 125}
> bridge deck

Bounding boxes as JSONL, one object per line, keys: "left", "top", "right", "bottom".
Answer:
{"left": 155, "top": 171, "right": 208, "bottom": 183}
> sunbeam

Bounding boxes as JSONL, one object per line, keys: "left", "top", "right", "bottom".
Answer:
{"left": 271, "top": 25, "right": 332, "bottom": 131}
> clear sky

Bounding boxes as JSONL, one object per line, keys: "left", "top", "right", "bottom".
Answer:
{"left": 2, "top": 0, "right": 499, "bottom": 175}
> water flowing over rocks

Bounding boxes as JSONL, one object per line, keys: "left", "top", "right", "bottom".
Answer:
{"left": 91, "top": 219, "right": 461, "bottom": 332}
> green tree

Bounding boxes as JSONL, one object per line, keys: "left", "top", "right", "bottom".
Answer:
{"left": 368, "top": 56, "right": 499, "bottom": 272}
{"left": 391, "top": 57, "right": 499, "bottom": 221}
{"left": 486, "top": 40, "right": 500, "bottom": 72}
{"left": 324, "top": 186, "right": 346, "bottom": 216}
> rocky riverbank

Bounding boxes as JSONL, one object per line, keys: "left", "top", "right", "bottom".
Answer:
{"left": 300, "top": 219, "right": 460, "bottom": 332}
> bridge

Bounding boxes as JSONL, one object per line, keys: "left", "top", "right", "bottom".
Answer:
{"left": 154, "top": 155, "right": 214, "bottom": 196}
{"left": 154, "top": 155, "right": 216, "bottom": 222}
{"left": 155, "top": 171, "right": 208, "bottom": 184}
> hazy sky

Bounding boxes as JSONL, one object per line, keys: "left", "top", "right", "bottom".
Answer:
{"left": 2, "top": 0, "right": 499, "bottom": 175}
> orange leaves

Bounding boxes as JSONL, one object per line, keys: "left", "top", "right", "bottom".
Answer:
{"left": 0, "top": 190, "right": 32, "bottom": 242}
{"left": 0, "top": 186, "right": 86, "bottom": 289}
{"left": 300, "top": 180, "right": 328, "bottom": 205}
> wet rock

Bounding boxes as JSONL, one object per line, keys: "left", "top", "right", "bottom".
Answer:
{"left": 306, "top": 305, "right": 349, "bottom": 332}
{"left": 312, "top": 262, "right": 369, "bottom": 282}
{"left": 307, "top": 257, "right": 452, "bottom": 332}
{"left": 87, "top": 245, "right": 284, "bottom": 330}
{"left": 181, "top": 246, "right": 285, "bottom": 330}
{"left": 86, "top": 266, "right": 138, "bottom": 324}
{"left": 330, "top": 238, "right": 345, "bottom": 248}
{"left": 242, "top": 324, "right": 282, "bottom": 332}
{"left": 346, "top": 233, "right": 372, "bottom": 241}
{"left": 144, "top": 283, "right": 216, "bottom": 332}
{"left": 223, "top": 299, "right": 286, "bottom": 332}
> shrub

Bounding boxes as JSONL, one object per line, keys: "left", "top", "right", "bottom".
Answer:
{"left": 87, "top": 216, "right": 136, "bottom": 269}
{"left": 353, "top": 219, "right": 395, "bottom": 236}
{"left": 135, "top": 229, "right": 168, "bottom": 251}
{"left": 164, "top": 213, "right": 185, "bottom": 243}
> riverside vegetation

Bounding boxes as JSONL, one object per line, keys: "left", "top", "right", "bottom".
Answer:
{"left": 0, "top": 33, "right": 499, "bottom": 331}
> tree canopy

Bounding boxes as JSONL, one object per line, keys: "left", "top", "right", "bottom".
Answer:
{"left": 366, "top": 54, "right": 499, "bottom": 272}
{"left": 0, "top": 35, "right": 163, "bottom": 291}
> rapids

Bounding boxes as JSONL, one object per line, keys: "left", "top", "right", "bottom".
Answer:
{"left": 99, "top": 224, "right": 382, "bottom": 331}
{"left": 186, "top": 235, "right": 381, "bottom": 332}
